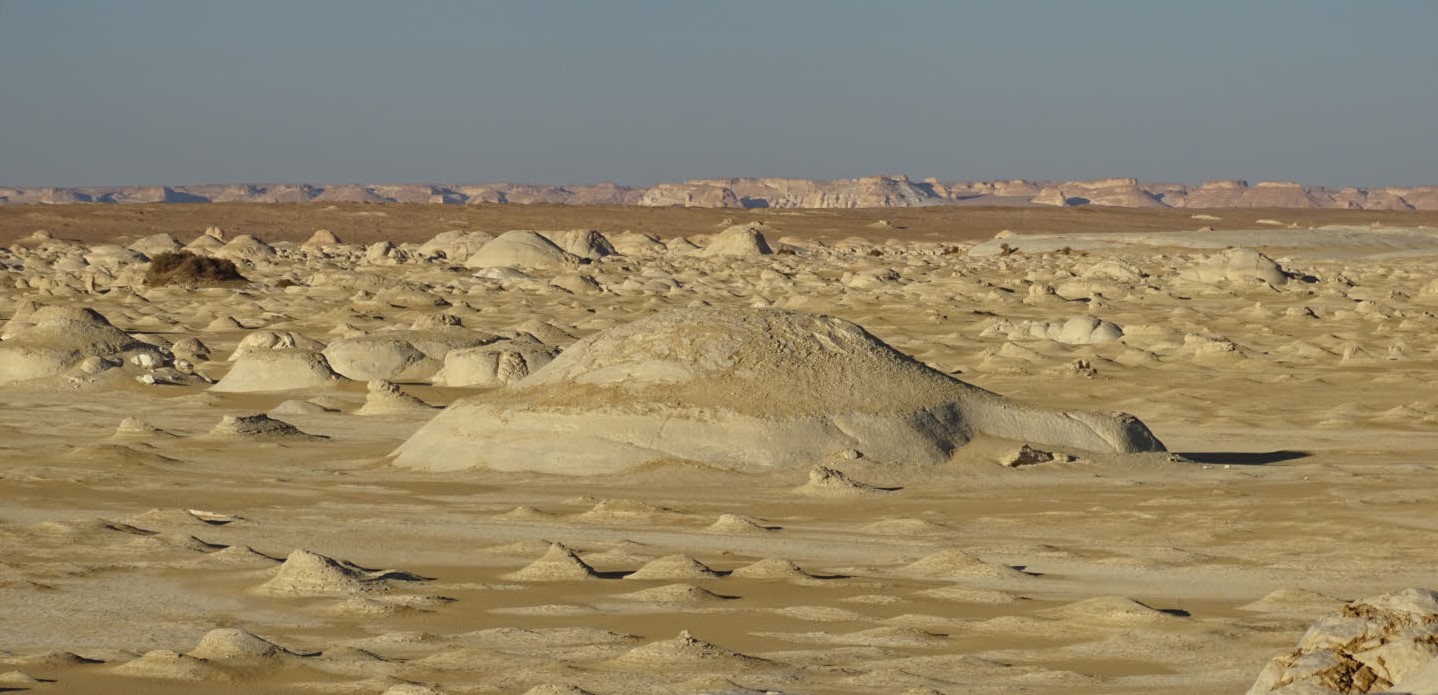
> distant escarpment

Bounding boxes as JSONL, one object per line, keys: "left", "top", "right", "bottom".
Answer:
{"left": 3, "top": 176, "right": 1435, "bottom": 211}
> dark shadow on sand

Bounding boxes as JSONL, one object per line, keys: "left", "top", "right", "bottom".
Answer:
{"left": 1179, "top": 450, "right": 1311, "bottom": 466}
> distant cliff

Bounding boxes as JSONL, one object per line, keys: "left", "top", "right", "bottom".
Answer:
{"left": 2, "top": 176, "right": 1434, "bottom": 210}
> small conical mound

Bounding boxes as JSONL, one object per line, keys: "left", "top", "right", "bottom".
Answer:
{"left": 624, "top": 554, "right": 718, "bottom": 581}
{"left": 188, "top": 628, "right": 312, "bottom": 661}
{"left": 325, "top": 594, "right": 452, "bottom": 617}
{"left": 1041, "top": 596, "right": 1180, "bottom": 625}
{"left": 794, "top": 466, "right": 893, "bottom": 497}
{"left": 409, "top": 312, "right": 464, "bottom": 331}
{"left": 357, "top": 380, "right": 434, "bottom": 415}
{"left": 840, "top": 626, "right": 948, "bottom": 647}
{"left": 521, "top": 684, "right": 596, "bottom": 695}
{"left": 1238, "top": 588, "right": 1343, "bottom": 614}
{"left": 612, "top": 630, "right": 769, "bottom": 667}
{"left": 209, "top": 414, "right": 325, "bottom": 440}
{"left": 382, "top": 684, "right": 446, "bottom": 695}
{"left": 696, "top": 222, "right": 773, "bottom": 257}
{"left": 113, "top": 416, "right": 176, "bottom": 438}
{"left": 334, "top": 677, "right": 427, "bottom": 694}
{"left": 914, "top": 586, "right": 1020, "bottom": 605}
{"left": 729, "top": 557, "right": 816, "bottom": 581}
{"left": 206, "top": 315, "right": 245, "bottom": 331}
{"left": 253, "top": 549, "right": 380, "bottom": 596}
{"left": 303, "top": 229, "right": 341, "bottom": 247}
{"left": 705, "top": 514, "right": 777, "bottom": 534}
{"left": 112, "top": 650, "right": 231, "bottom": 681}
{"left": 500, "top": 505, "right": 556, "bottom": 520}
{"left": 504, "top": 543, "right": 599, "bottom": 581}
{"left": 897, "top": 549, "right": 1027, "bottom": 579}
{"left": 211, "top": 349, "right": 344, "bottom": 393}
{"left": 270, "top": 399, "right": 333, "bottom": 415}
{"left": 861, "top": 518, "right": 950, "bottom": 535}
{"left": 669, "top": 675, "right": 773, "bottom": 694}
{"left": 4, "top": 651, "right": 104, "bottom": 668}
{"left": 0, "top": 671, "right": 46, "bottom": 686}
{"left": 616, "top": 583, "right": 731, "bottom": 605}
{"left": 574, "top": 498, "right": 683, "bottom": 524}
{"left": 456, "top": 626, "right": 637, "bottom": 648}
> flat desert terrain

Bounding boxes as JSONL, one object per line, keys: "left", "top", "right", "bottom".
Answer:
{"left": 3, "top": 204, "right": 1438, "bottom": 694}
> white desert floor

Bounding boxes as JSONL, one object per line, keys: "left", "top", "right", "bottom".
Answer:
{"left": 4, "top": 223, "right": 1438, "bottom": 694}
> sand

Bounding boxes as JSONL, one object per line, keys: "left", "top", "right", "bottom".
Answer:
{"left": 3, "top": 206, "right": 1438, "bottom": 694}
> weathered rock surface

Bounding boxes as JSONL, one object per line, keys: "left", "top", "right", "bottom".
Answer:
{"left": 1247, "top": 588, "right": 1438, "bottom": 695}
{"left": 393, "top": 307, "right": 1164, "bottom": 474}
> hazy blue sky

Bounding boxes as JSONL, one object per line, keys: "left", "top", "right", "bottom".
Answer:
{"left": 1, "top": 1, "right": 1433, "bottom": 188}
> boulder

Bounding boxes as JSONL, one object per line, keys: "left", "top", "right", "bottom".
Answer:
{"left": 464, "top": 230, "right": 580, "bottom": 269}
{"left": 432, "top": 339, "right": 559, "bottom": 388}
{"left": 695, "top": 223, "right": 772, "bottom": 257}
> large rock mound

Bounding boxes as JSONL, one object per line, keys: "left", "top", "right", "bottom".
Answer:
{"left": 1179, "top": 247, "right": 1291, "bottom": 286}
{"left": 464, "top": 230, "right": 580, "bottom": 269}
{"left": 393, "top": 308, "right": 1163, "bottom": 474}
{"left": 210, "top": 349, "right": 345, "bottom": 392}
{"left": 0, "top": 305, "right": 171, "bottom": 385}
{"left": 695, "top": 223, "right": 773, "bottom": 257}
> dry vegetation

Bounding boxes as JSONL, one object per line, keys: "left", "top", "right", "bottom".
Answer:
{"left": 143, "top": 251, "right": 247, "bottom": 287}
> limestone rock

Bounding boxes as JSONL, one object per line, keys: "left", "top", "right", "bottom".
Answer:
{"left": 464, "top": 230, "right": 580, "bottom": 269}
{"left": 393, "top": 308, "right": 1163, "bottom": 474}
{"left": 357, "top": 380, "right": 434, "bottom": 415}
{"left": 210, "top": 349, "right": 345, "bottom": 393}
{"left": 431, "top": 340, "right": 559, "bottom": 388}
{"left": 695, "top": 223, "right": 772, "bottom": 257}
{"left": 0, "top": 305, "right": 170, "bottom": 384}
{"left": 1247, "top": 587, "right": 1438, "bottom": 694}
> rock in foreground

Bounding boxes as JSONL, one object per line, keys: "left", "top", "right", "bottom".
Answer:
{"left": 1247, "top": 587, "right": 1438, "bottom": 695}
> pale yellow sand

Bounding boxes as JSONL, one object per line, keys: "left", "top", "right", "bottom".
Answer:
{"left": 3, "top": 210, "right": 1438, "bottom": 694}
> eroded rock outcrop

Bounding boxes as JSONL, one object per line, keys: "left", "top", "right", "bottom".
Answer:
{"left": 1247, "top": 588, "right": 1438, "bottom": 695}
{"left": 393, "top": 308, "right": 1164, "bottom": 474}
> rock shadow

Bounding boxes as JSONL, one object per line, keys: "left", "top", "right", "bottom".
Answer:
{"left": 1179, "top": 450, "right": 1311, "bottom": 466}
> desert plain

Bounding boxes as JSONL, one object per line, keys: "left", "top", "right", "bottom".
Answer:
{"left": 3, "top": 203, "right": 1438, "bottom": 695}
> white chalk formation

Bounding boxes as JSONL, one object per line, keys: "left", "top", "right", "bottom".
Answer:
{"left": 394, "top": 307, "right": 1163, "bottom": 474}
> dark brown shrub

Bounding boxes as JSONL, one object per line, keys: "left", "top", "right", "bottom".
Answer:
{"left": 144, "top": 251, "right": 247, "bottom": 287}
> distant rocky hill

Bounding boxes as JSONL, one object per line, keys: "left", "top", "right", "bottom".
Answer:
{"left": 2, "top": 176, "right": 1435, "bottom": 210}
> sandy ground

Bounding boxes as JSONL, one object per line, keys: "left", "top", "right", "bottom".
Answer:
{"left": 6, "top": 201, "right": 1438, "bottom": 247}
{"left": 3, "top": 207, "right": 1438, "bottom": 694}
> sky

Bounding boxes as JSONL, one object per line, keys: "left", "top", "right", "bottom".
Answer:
{"left": 1, "top": 1, "right": 1434, "bottom": 188}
